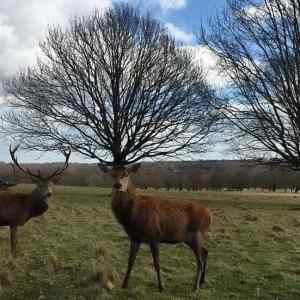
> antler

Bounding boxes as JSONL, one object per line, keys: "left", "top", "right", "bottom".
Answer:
{"left": 9, "top": 145, "right": 71, "bottom": 181}
{"left": 9, "top": 145, "right": 44, "bottom": 180}
{"left": 45, "top": 148, "right": 71, "bottom": 181}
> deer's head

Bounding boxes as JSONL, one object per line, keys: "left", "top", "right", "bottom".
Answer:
{"left": 30, "top": 177, "right": 54, "bottom": 200}
{"left": 99, "top": 163, "right": 141, "bottom": 192}
{"left": 9, "top": 145, "right": 71, "bottom": 200}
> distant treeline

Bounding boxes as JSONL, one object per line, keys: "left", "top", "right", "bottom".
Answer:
{"left": 1, "top": 160, "right": 300, "bottom": 192}
{"left": 2, "top": 160, "right": 300, "bottom": 192}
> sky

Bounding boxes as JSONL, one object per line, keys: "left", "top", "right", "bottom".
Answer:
{"left": 0, "top": 0, "right": 228, "bottom": 163}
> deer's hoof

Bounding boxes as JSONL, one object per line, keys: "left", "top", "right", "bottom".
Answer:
{"left": 194, "top": 285, "right": 200, "bottom": 292}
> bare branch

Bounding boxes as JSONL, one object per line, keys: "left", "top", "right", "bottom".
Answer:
{"left": 199, "top": 0, "right": 300, "bottom": 169}
{"left": 2, "top": 4, "right": 218, "bottom": 165}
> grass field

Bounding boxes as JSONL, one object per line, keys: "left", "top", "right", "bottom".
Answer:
{"left": 0, "top": 185, "right": 300, "bottom": 300}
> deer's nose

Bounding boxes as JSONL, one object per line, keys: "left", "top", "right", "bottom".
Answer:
{"left": 114, "top": 182, "right": 122, "bottom": 190}
{"left": 47, "top": 192, "right": 53, "bottom": 197}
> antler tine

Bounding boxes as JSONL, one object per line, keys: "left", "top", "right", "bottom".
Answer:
{"left": 9, "top": 145, "right": 43, "bottom": 180}
{"left": 46, "top": 148, "right": 71, "bottom": 180}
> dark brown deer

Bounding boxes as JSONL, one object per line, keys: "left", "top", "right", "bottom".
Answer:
{"left": 99, "top": 163, "right": 212, "bottom": 292}
{"left": 0, "top": 180, "right": 17, "bottom": 191}
{"left": 0, "top": 145, "right": 70, "bottom": 257}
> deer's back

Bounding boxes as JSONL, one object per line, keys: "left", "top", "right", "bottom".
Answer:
{"left": 0, "top": 192, "right": 31, "bottom": 226}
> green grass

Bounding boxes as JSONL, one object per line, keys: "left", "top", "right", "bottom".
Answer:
{"left": 0, "top": 185, "right": 300, "bottom": 299}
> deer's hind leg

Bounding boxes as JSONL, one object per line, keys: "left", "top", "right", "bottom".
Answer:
{"left": 186, "top": 231, "right": 205, "bottom": 291}
{"left": 10, "top": 225, "right": 18, "bottom": 257}
{"left": 150, "top": 242, "right": 163, "bottom": 292}
{"left": 200, "top": 247, "right": 208, "bottom": 285}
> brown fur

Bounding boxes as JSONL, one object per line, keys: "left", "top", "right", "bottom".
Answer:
{"left": 2, "top": 144, "right": 70, "bottom": 257}
{"left": 0, "top": 185, "right": 50, "bottom": 257}
{"left": 100, "top": 163, "right": 212, "bottom": 292}
{"left": 0, "top": 192, "right": 48, "bottom": 227}
{"left": 112, "top": 192, "right": 212, "bottom": 244}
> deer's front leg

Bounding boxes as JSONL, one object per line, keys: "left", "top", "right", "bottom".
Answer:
{"left": 122, "top": 240, "right": 140, "bottom": 289}
{"left": 186, "top": 234, "right": 204, "bottom": 291}
{"left": 10, "top": 225, "right": 18, "bottom": 257}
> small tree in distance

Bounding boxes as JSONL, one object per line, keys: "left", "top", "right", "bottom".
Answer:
{"left": 199, "top": 0, "right": 300, "bottom": 170}
{"left": 2, "top": 4, "right": 217, "bottom": 165}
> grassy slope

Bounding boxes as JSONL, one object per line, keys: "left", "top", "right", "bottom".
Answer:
{"left": 0, "top": 185, "right": 300, "bottom": 299}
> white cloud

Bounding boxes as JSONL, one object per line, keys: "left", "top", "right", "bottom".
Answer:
{"left": 188, "top": 45, "right": 229, "bottom": 88}
{"left": 158, "top": 0, "right": 186, "bottom": 11}
{"left": 165, "top": 22, "right": 194, "bottom": 43}
{"left": 244, "top": 3, "right": 268, "bottom": 20}
{"left": 0, "top": 0, "right": 189, "bottom": 80}
{"left": 245, "top": 0, "right": 291, "bottom": 19}
{"left": 0, "top": 0, "right": 112, "bottom": 79}
{"left": 246, "top": 5, "right": 262, "bottom": 16}
{"left": 0, "top": 0, "right": 113, "bottom": 162}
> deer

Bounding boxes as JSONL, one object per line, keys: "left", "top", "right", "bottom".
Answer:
{"left": 99, "top": 163, "right": 212, "bottom": 292}
{"left": 0, "top": 145, "right": 70, "bottom": 257}
{"left": 0, "top": 180, "right": 17, "bottom": 191}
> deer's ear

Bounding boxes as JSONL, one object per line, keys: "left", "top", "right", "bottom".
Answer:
{"left": 98, "top": 163, "right": 109, "bottom": 173}
{"left": 128, "top": 163, "right": 141, "bottom": 173}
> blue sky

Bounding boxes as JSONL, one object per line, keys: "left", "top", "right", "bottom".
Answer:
{"left": 158, "top": 0, "right": 226, "bottom": 32}
{"left": 0, "top": 0, "right": 229, "bottom": 163}
{"left": 139, "top": 0, "right": 228, "bottom": 45}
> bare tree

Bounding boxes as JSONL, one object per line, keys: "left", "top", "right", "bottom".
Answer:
{"left": 199, "top": 0, "right": 300, "bottom": 169}
{"left": 2, "top": 4, "right": 217, "bottom": 165}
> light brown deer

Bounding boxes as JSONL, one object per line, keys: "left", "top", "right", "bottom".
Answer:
{"left": 0, "top": 145, "right": 70, "bottom": 257}
{"left": 99, "top": 163, "right": 212, "bottom": 292}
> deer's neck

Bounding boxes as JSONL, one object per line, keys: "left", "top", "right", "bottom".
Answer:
{"left": 126, "top": 179, "right": 136, "bottom": 196}
{"left": 30, "top": 188, "right": 48, "bottom": 217}
{"left": 111, "top": 179, "right": 137, "bottom": 227}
